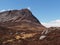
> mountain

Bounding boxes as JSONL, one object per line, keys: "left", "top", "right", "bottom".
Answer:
{"left": 0, "top": 9, "right": 60, "bottom": 45}
{"left": 0, "top": 8, "right": 46, "bottom": 45}
{"left": 0, "top": 9, "right": 46, "bottom": 31}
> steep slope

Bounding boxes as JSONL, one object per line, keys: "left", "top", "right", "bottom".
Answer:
{"left": 0, "top": 9, "right": 46, "bottom": 30}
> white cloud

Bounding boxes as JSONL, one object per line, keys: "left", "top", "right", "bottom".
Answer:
{"left": 0, "top": 9, "right": 13, "bottom": 12}
{"left": 0, "top": 9, "right": 6, "bottom": 12}
{"left": 27, "top": 7, "right": 31, "bottom": 10}
{"left": 41, "top": 19, "right": 60, "bottom": 28}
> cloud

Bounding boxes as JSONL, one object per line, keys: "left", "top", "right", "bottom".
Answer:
{"left": 0, "top": 9, "right": 13, "bottom": 12}
{"left": 27, "top": 7, "right": 31, "bottom": 10}
{"left": 41, "top": 19, "right": 60, "bottom": 28}
{"left": 0, "top": 9, "right": 6, "bottom": 12}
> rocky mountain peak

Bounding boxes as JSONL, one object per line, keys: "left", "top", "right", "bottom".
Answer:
{"left": 0, "top": 9, "right": 46, "bottom": 30}
{"left": 0, "top": 9, "right": 40, "bottom": 24}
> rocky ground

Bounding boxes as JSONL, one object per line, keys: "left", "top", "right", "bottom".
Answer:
{"left": 0, "top": 27, "right": 60, "bottom": 45}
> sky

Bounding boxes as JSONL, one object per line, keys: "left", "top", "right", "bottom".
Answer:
{"left": 0, "top": 0, "right": 60, "bottom": 27}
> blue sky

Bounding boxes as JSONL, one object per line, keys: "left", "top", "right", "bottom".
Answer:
{"left": 0, "top": 0, "right": 60, "bottom": 27}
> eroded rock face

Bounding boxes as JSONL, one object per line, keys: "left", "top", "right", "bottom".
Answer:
{"left": 0, "top": 9, "right": 45, "bottom": 30}
{"left": 0, "top": 9, "right": 40, "bottom": 23}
